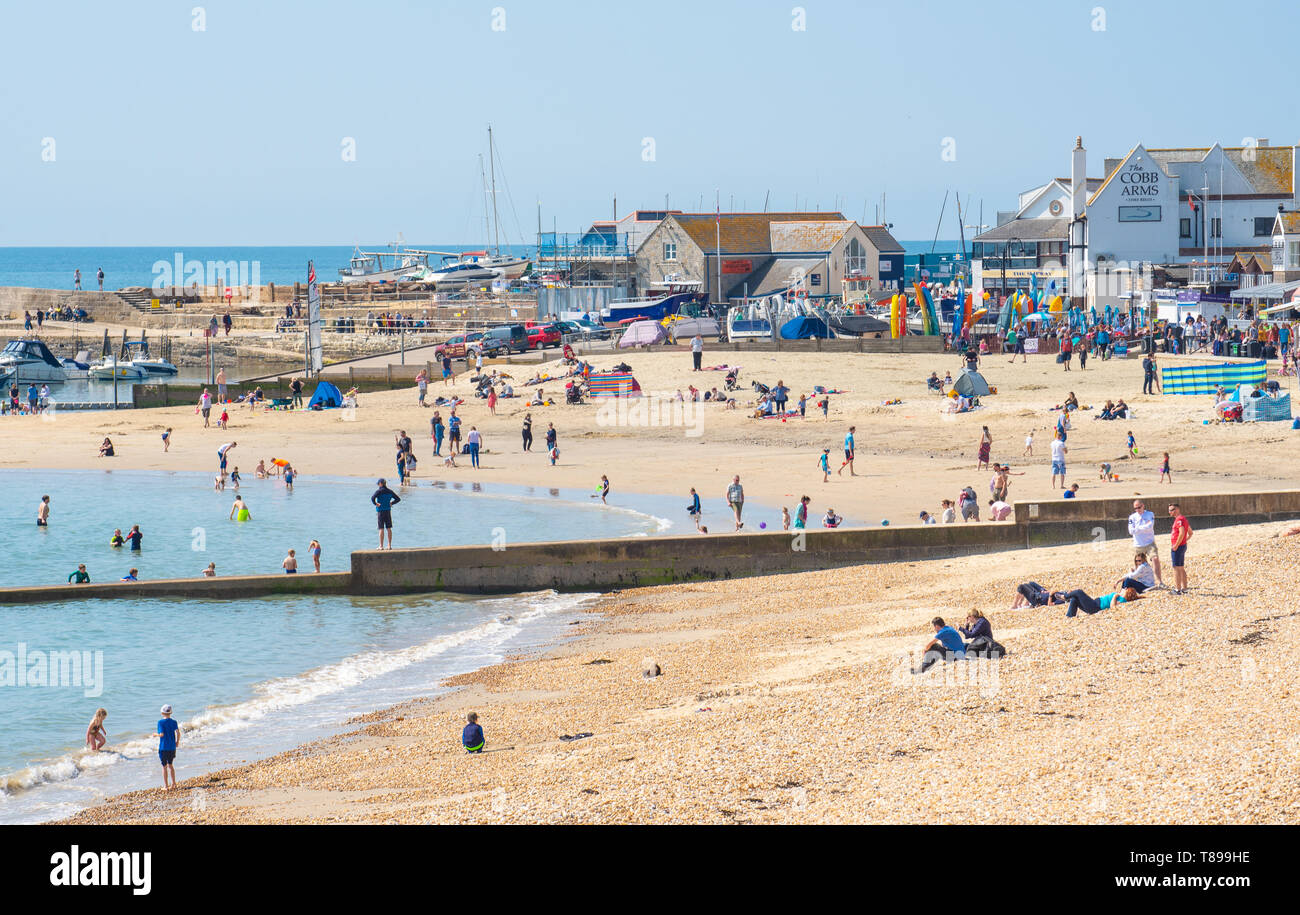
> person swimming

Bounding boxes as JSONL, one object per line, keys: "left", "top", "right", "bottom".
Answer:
{"left": 109, "top": 528, "right": 125, "bottom": 547}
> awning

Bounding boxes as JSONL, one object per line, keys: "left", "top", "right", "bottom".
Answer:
{"left": 1261, "top": 301, "right": 1299, "bottom": 315}
{"left": 1230, "top": 279, "right": 1300, "bottom": 300}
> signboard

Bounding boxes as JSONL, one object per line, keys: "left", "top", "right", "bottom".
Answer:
{"left": 721, "top": 259, "right": 752, "bottom": 274}
{"left": 1118, "top": 205, "right": 1161, "bottom": 222}
{"left": 1023, "top": 337, "right": 1039, "bottom": 354}
{"left": 1117, "top": 158, "right": 1163, "bottom": 203}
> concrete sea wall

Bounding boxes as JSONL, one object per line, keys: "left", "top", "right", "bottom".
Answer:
{"left": 3, "top": 489, "right": 1299, "bottom": 605}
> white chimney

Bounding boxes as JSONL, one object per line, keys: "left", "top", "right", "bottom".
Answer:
{"left": 1068, "top": 136, "right": 1088, "bottom": 309}
{"left": 1071, "top": 136, "right": 1087, "bottom": 219}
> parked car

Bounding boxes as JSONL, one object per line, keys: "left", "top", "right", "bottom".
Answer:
{"left": 527, "top": 323, "right": 563, "bottom": 349}
{"left": 565, "top": 319, "right": 612, "bottom": 341}
{"left": 479, "top": 323, "right": 529, "bottom": 354}
{"left": 471, "top": 337, "right": 512, "bottom": 358}
{"left": 434, "top": 332, "right": 484, "bottom": 360}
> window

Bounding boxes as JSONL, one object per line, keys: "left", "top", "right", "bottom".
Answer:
{"left": 1180, "top": 218, "right": 1191, "bottom": 238}
{"left": 663, "top": 242, "right": 677, "bottom": 261}
{"left": 843, "top": 237, "right": 869, "bottom": 277}
{"left": 1255, "top": 217, "right": 1276, "bottom": 237}
{"left": 1211, "top": 217, "right": 1222, "bottom": 238}
{"left": 1290, "top": 241, "right": 1300, "bottom": 269}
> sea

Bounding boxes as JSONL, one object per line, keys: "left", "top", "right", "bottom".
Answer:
{"left": 0, "top": 468, "right": 687, "bottom": 824}
{"left": 0, "top": 242, "right": 962, "bottom": 291}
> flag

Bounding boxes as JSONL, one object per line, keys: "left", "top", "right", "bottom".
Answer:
{"left": 1188, "top": 192, "right": 1197, "bottom": 212}
{"left": 307, "top": 260, "right": 322, "bottom": 374}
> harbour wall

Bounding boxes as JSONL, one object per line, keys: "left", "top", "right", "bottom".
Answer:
{"left": 4, "top": 489, "right": 1299, "bottom": 605}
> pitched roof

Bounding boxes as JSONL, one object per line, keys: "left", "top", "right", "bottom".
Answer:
{"left": 860, "top": 224, "right": 904, "bottom": 252}
{"left": 768, "top": 220, "right": 853, "bottom": 252}
{"left": 1145, "top": 145, "right": 1294, "bottom": 195}
{"left": 1275, "top": 211, "right": 1300, "bottom": 234}
{"left": 668, "top": 212, "right": 845, "bottom": 254}
{"left": 973, "top": 217, "right": 1070, "bottom": 243}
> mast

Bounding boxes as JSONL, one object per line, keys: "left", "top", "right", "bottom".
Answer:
{"left": 488, "top": 125, "right": 502, "bottom": 256}
{"left": 478, "top": 155, "right": 491, "bottom": 250}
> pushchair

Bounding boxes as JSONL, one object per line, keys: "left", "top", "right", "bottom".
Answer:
{"left": 565, "top": 380, "right": 587, "bottom": 405}
{"left": 751, "top": 380, "right": 770, "bottom": 396}
{"left": 724, "top": 368, "right": 741, "bottom": 391}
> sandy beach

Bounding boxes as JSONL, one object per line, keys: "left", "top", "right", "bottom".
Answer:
{"left": 7, "top": 347, "right": 1294, "bottom": 527}
{"left": 8, "top": 346, "right": 1291, "bottom": 823}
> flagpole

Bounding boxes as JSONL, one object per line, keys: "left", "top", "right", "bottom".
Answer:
{"left": 715, "top": 189, "right": 721, "bottom": 306}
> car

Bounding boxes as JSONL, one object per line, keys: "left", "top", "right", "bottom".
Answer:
{"left": 480, "top": 323, "right": 529, "bottom": 354}
{"left": 434, "top": 332, "right": 484, "bottom": 360}
{"left": 527, "top": 323, "right": 563, "bottom": 349}
{"left": 562, "top": 319, "right": 612, "bottom": 341}
{"left": 470, "top": 337, "right": 512, "bottom": 358}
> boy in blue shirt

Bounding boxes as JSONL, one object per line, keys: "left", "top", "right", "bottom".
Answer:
{"left": 913, "top": 617, "right": 966, "bottom": 673}
{"left": 462, "top": 712, "right": 485, "bottom": 753}
{"left": 157, "top": 704, "right": 180, "bottom": 790}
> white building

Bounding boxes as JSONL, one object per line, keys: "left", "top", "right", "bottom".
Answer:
{"left": 973, "top": 138, "right": 1300, "bottom": 310}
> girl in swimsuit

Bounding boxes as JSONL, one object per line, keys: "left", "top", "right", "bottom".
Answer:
{"left": 86, "top": 708, "right": 108, "bottom": 752}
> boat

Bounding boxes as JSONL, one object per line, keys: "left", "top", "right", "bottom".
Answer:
{"left": 59, "top": 350, "right": 92, "bottom": 378}
{"left": 88, "top": 356, "right": 148, "bottom": 380}
{"left": 726, "top": 297, "right": 777, "bottom": 341}
{"left": 426, "top": 259, "right": 503, "bottom": 288}
{"left": 127, "top": 358, "right": 179, "bottom": 377}
{"left": 602, "top": 275, "right": 707, "bottom": 324}
{"left": 0, "top": 339, "right": 69, "bottom": 383}
{"left": 823, "top": 312, "right": 891, "bottom": 337}
{"left": 337, "top": 237, "right": 432, "bottom": 285}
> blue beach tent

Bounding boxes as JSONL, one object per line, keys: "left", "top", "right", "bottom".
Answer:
{"left": 307, "top": 380, "right": 343, "bottom": 409}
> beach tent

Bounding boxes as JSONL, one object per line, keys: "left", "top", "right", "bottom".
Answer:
{"left": 779, "top": 315, "right": 831, "bottom": 339}
{"left": 953, "top": 368, "right": 992, "bottom": 397}
{"left": 587, "top": 371, "right": 642, "bottom": 397}
{"left": 1243, "top": 391, "right": 1292, "bottom": 422}
{"left": 1160, "top": 360, "right": 1267, "bottom": 395}
{"left": 307, "top": 380, "right": 342, "bottom": 409}
{"left": 618, "top": 320, "right": 667, "bottom": 349}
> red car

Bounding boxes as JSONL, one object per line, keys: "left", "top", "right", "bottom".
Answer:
{"left": 527, "top": 323, "right": 562, "bottom": 349}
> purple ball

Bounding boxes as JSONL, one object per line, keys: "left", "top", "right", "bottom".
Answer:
{"left": 759, "top": 522, "right": 767, "bottom": 529}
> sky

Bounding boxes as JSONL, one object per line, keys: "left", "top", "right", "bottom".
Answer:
{"left": 1, "top": 0, "right": 1297, "bottom": 246}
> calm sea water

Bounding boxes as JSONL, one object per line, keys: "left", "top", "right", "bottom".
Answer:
{"left": 0, "top": 242, "right": 956, "bottom": 291}
{"left": 0, "top": 468, "right": 686, "bottom": 822}
{"left": 0, "top": 245, "right": 535, "bottom": 291}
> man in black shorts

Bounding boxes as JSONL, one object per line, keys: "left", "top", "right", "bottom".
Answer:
{"left": 371, "top": 477, "right": 400, "bottom": 549}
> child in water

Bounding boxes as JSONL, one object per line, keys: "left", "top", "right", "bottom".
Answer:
{"left": 86, "top": 708, "right": 108, "bottom": 752}
{"left": 229, "top": 496, "right": 251, "bottom": 521}
{"left": 109, "top": 528, "right": 125, "bottom": 548}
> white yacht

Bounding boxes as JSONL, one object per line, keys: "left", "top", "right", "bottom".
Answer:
{"left": 88, "top": 356, "right": 148, "bottom": 380}
{"left": 0, "top": 339, "right": 69, "bottom": 383}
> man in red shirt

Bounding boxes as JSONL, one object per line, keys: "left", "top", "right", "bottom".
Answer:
{"left": 1168, "top": 503, "right": 1192, "bottom": 594}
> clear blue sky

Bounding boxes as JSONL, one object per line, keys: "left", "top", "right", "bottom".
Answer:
{"left": 1, "top": 0, "right": 1294, "bottom": 245}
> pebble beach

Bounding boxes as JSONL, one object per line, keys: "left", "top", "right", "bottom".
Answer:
{"left": 62, "top": 519, "right": 1300, "bottom": 825}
